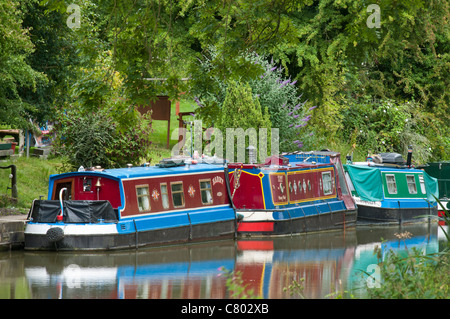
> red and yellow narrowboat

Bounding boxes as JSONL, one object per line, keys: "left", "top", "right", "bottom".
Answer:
{"left": 229, "top": 151, "right": 357, "bottom": 236}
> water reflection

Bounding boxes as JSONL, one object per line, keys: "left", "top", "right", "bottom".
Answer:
{"left": 0, "top": 223, "right": 447, "bottom": 299}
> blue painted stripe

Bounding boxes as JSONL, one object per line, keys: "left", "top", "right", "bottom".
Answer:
{"left": 188, "top": 207, "right": 236, "bottom": 225}
{"left": 380, "top": 199, "right": 436, "bottom": 209}
{"left": 272, "top": 200, "right": 347, "bottom": 220}
{"left": 117, "top": 212, "right": 190, "bottom": 234}
{"left": 316, "top": 202, "right": 331, "bottom": 214}
{"left": 117, "top": 207, "right": 235, "bottom": 234}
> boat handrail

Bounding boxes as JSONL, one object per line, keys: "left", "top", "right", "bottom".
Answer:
{"left": 57, "top": 187, "right": 67, "bottom": 221}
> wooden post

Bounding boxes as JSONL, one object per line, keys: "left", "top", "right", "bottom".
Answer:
{"left": 0, "top": 165, "right": 17, "bottom": 201}
{"left": 10, "top": 165, "right": 17, "bottom": 200}
{"left": 26, "top": 130, "right": 30, "bottom": 158}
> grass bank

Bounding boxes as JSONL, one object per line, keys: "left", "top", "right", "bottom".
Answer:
{"left": 0, "top": 156, "right": 62, "bottom": 214}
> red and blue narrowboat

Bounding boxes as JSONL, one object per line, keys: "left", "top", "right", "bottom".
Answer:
{"left": 24, "top": 159, "right": 236, "bottom": 251}
{"left": 228, "top": 151, "right": 357, "bottom": 236}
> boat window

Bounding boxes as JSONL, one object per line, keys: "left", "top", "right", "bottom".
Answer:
{"left": 171, "top": 182, "right": 185, "bottom": 208}
{"left": 200, "top": 179, "right": 213, "bottom": 205}
{"left": 322, "top": 172, "right": 333, "bottom": 195}
{"left": 160, "top": 183, "right": 169, "bottom": 209}
{"left": 83, "top": 178, "right": 92, "bottom": 192}
{"left": 418, "top": 175, "right": 426, "bottom": 194}
{"left": 386, "top": 174, "right": 397, "bottom": 194}
{"left": 406, "top": 175, "right": 417, "bottom": 194}
{"left": 136, "top": 185, "right": 151, "bottom": 212}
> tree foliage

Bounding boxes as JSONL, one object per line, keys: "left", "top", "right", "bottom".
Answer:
{"left": 5, "top": 0, "right": 448, "bottom": 162}
{"left": 0, "top": 0, "right": 47, "bottom": 129}
{"left": 52, "top": 108, "right": 153, "bottom": 169}
{"left": 215, "top": 80, "right": 272, "bottom": 162}
{"left": 18, "top": 0, "right": 79, "bottom": 125}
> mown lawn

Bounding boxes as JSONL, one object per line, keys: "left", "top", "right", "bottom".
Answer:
{"left": 149, "top": 98, "right": 196, "bottom": 149}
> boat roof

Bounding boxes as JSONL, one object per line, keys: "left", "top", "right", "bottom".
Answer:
{"left": 346, "top": 162, "right": 424, "bottom": 173}
{"left": 49, "top": 162, "right": 227, "bottom": 181}
{"left": 49, "top": 150, "right": 344, "bottom": 181}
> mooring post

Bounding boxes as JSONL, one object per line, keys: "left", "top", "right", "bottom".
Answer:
{"left": 0, "top": 165, "right": 17, "bottom": 201}
{"left": 10, "top": 165, "right": 17, "bottom": 200}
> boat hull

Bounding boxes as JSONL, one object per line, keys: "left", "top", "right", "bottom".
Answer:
{"left": 356, "top": 204, "right": 437, "bottom": 224}
{"left": 24, "top": 219, "right": 235, "bottom": 251}
{"left": 236, "top": 208, "right": 357, "bottom": 236}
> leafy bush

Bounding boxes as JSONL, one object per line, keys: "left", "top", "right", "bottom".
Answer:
{"left": 52, "top": 107, "right": 152, "bottom": 170}
{"left": 247, "top": 55, "right": 314, "bottom": 152}
{"left": 215, "top": 80, "right": 272, "bottom": 162}
{"left": 366, "top": 203, "right": 449, "bottom": 299}
{"left": 341, "top": 97, "right": 434, "bottom": 163}
{"left": 192, "top": 48, "right": 314, "bottom": 153}
{"left": 367, "top": 247, "right": 450, "bottom": 299}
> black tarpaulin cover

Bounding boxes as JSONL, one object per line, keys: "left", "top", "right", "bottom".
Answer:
{"left": 29, "top": 200, "right": 118, "bottom": 223}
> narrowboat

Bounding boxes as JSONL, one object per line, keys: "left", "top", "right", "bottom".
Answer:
{"left": 229, "top": 151, "right": 357, "bottom": 236}
{"left": 344, "top": 152, "right": 439, "bottom": 224}
{"left": 418, "top": 161, "right": 449, "bottom": 223}
{"left": 24, "top": 159, "right": 236, "bottom": 251}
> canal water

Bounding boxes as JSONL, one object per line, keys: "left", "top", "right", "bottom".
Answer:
{"left": 0, "top": 222, "right": 447, "bottom": 299}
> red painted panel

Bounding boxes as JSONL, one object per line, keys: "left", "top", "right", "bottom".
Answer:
{"left": 237, "top": 221, "right": 274, "bottom": 232}
{"left": 52, "top": 176, "right": 122, "bottom": 209}
{"left": 237, "top": 240, "right": 274, "bottom": 250}
{"left": 228, "top": 171, "right": 265, "bottom": 209}
{"left": 120, "top": 172, "right": 230, "bottom": 217}
{"left": 287, "top": 168, "right": 336, "bottom": 203}
{"left": 286, "top": 171, "right": 316, "bottom": 203}
{"left": 269, "top": 173, "right": 288, "bottom": 205}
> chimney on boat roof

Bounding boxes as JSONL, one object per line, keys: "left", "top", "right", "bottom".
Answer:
{"left": 406, "top": 145, "right": 413, "bottom": 167}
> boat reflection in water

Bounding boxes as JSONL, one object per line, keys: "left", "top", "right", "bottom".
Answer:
{"left": 23, "top": 241, "right": 236, "bottom": 299}
{"left": 20, "top": 223, "right": 445, "bottom": 299}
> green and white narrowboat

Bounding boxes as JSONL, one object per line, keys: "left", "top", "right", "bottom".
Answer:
{"left": 344, "top": 153, "right": 438, "bottom": 224}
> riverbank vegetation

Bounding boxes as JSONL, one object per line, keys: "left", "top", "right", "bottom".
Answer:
{"left": 365, "top": 207, "right": 449, "bottom": 299}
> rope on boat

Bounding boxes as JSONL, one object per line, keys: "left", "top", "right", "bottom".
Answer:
{"left": 231, "top": 168, "right": 242, "bottom": 200}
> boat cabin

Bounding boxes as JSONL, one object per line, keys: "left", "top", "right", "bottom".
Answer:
{"left": 47, "top": 163, "right": 231, "bottom": 220}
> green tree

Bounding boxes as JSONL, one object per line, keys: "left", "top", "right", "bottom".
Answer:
{"left": 0, "top": 0, "right": 47, "bottom": 128}
{"left": 215, "top": 80, "right": 272, "bottom": 163}
{"left": 191, "top": 49, "right": 313, "bottom": 152}
{"left": 277, "top": 0, "right": 449, "bottom": 159}
{"left": 39, "top": 0, "right": 449, "bottom": 161}
{"left": 18, "top": 0, "right": 80, "bottom": 125}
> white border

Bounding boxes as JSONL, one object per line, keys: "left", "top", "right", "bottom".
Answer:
{"left": 25, "top": 223, "right": 118, "bottom": 235}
